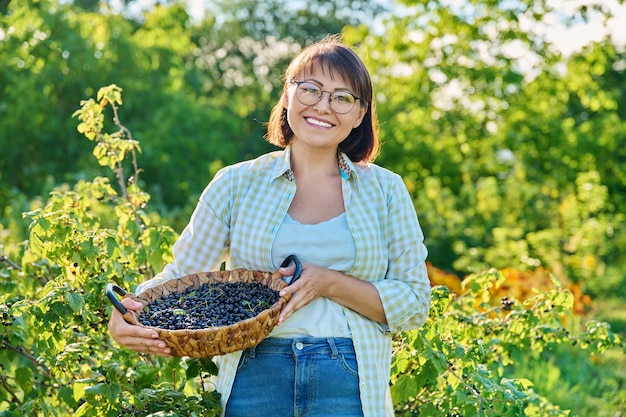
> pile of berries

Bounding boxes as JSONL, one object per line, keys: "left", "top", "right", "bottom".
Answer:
{"left": 138, "top": 282, "right": 280, "bottom": 330}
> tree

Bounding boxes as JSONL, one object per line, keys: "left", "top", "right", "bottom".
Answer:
{"left": 343, "top": 0, "right": 626, "bottom": 290}
{"left": 0, "top": 0, "right": 385, "bottom": 214}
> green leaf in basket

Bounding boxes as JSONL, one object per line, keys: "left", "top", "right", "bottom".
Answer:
{"left": 173, "top": 309, "right": 185, "bottom": 315}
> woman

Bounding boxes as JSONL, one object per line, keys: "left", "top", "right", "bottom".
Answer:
{"left": 108, "top": 34, "right": 431, "bottom": 417}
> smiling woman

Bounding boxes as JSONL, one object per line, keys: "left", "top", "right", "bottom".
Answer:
{"left": 108, "top": 34, "right": 432, "bottom": 417}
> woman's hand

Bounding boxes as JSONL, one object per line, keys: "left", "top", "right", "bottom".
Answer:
{"left": 108, "top": 298, "right": 172, "bottom": 357}
{"left": 276, "top": 263, "right": 387, "bottom": 325}
{"left": 277, "top": 263, "right": 326, "bottom": 325}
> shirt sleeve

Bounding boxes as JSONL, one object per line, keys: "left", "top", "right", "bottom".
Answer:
{"left": 371, "top": 174, "right": 431, "bottom": 333}
{"left": 135, "top": 167, "right": 233, "bottom": 294}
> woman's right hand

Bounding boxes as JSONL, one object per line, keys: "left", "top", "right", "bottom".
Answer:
{"left": 107, "top": 298, "right": 172, "bottom": 357}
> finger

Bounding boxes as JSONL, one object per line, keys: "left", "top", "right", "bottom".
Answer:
{"left": 110, "top": 324, "right": 172, "bottom": 356}
{"left": 110, "top": 309, "right": 160, "bottom": 339}
{"left": 278, "top": 265, "right": 296, "bottom": 277}
{"left": 277, "top": 292, "right": 306, "bottom": 325}
{"left": 279, "top": 277, "right": 303, "bottom": 297}
{"left": 108, "top": 302, "right": 173, "bottom": 356}
{"left": 125, "top": 337, "right": 172, "bottom": 356}
{"left": 121, "top": 297, "right": 144, "bottom": 310}
{"left": 108, "top": 311, "right": 169, "bottom": 354}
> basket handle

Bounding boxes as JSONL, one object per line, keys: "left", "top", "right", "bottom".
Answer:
{"left": 106, "top": 283, "right": 130, "bottom": 315}
{"left": 280, "top": 254, "right": 302, "bottom": 284}
{"left": 106, "top": 283, "right": 141, "bottom": 325}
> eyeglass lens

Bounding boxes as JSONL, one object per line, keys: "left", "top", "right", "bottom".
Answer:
{"left": 295, "top": 82, "right": 357, "bottom": 114}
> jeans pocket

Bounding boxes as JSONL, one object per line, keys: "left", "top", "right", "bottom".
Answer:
{"left": 338, "top": 352, "right": 359, "bottom": 377}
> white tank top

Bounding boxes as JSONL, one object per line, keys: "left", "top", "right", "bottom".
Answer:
{"left": 270, "top": 212, "right": 356, "bottom": 337}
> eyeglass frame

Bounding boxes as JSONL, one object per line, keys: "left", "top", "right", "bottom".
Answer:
{"left": 289, "top": 80, "right": 366, "bottom": 114}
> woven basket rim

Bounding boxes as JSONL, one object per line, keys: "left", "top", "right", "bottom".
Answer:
{"left": 128, "top": 268, "right": 288, "bottom": 332}
{"left": 109, "top": 267, "right": 292, "bottom": 357}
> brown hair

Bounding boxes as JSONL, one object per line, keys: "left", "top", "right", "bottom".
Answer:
{"left": 265, "top": 34, "right": 379, "bottom": 163}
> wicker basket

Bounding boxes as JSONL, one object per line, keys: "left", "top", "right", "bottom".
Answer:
{"left": 106, "top": 259, "right": 300, "bottom": 358}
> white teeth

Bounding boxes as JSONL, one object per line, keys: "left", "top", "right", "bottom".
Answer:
{"left": 306, "top": 118, "right": 332, "bottom": 128}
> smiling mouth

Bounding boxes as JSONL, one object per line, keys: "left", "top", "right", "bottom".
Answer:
{"left": 305, "top": 117, "right": 333, "bottom": 128}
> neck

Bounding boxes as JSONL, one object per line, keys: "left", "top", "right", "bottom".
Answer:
{"left": 290, "top": 143, "right": 339, "bottom": 177}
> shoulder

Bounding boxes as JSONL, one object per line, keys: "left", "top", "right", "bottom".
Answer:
{"left": 198, "top": 151, "right": 285, "bottom": 217}
{"left": 353, "top": 162, "right": 405, "bottom": 189}
{"left": 351, "top": 162, "right": 414, "bottom": 213}
{"left": 210, "top": 150, "right": 285, "bottom": 186}
{"left": 220, "top": 151, "right": 283, "bottom": 176}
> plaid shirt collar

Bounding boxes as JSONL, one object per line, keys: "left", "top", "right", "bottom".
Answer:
{"left": 272, "top": 145, "right": 358, "bottom": 183}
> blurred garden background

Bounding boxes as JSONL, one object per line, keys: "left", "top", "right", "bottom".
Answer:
{"left": 0, "top": 0, "right": 625, "bottom": 415}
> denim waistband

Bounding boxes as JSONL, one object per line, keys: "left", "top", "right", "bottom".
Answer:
{"left": 246, "top": 337, "right": 354, "bottom": 358}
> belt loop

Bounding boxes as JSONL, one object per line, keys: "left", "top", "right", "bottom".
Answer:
{"left": 327, "top": 337, "right": 338, "bottom": 359}
{"left": 247, "top": 344, "right": 257, "bottom": 359}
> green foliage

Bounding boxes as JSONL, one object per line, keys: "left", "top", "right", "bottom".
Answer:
{"left": 2, "top": 0, "right": 624, "bottom": 290}
{"left": 508, "top": 342, "right": 626, "bottom": 414}
{"left": 391, "top": 272, "right": 623, "bottom": 416}
{"left": 345, "top": 1, "right": 626, "bottom": 293}
{"left": 0, "top": 86, "right": 218, "bottom": 416}
{"left": 0, "top": 0, "right": 384, "bottom": 215}
{"left": 1, "top": 85, "right": 623, "bottom": 417}
{"left": 1, "top": 0, "right": 626, "bottom": 414}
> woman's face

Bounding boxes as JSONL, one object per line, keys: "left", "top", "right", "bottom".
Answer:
{"left": 284, "top": 65, "right": 366, "bottom": 154}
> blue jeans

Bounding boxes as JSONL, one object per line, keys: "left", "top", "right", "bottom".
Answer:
{"left": 224, "top": 337, "right": 364, "bottom": 417}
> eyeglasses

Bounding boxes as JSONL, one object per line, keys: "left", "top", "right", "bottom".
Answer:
{"left": 291, "top": 81, "right": 364, "bottom": 114}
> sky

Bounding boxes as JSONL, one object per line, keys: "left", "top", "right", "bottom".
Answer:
{"left": 539, "top": 0, "right": 626, "bottom": 55}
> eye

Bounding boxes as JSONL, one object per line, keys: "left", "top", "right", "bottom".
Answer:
{"left": 299, "top": 83, "right": 321, "bottom": 96}
{"left": 332, "top": 92, "right": 355, "bottom": 104}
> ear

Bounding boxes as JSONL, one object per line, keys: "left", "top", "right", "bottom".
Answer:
{"left": 282, "top": 90, "right": 289, "bottom": 108}
{"left": 353, "top": 106, "right": 366, "bottom": 128}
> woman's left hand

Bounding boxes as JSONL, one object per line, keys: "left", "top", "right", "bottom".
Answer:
{"left": 276, "top": 262, "right": 388, "bottom": 325}
{"left": 276, "top": 263, "right": 329, "bottom": 325}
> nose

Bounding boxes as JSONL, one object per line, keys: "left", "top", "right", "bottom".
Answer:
{"left": 313, "top": 91, "right": 333, "bottom": 112}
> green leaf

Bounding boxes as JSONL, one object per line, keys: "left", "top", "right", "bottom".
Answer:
{"left": 135, "top": 364, "right": 159, "bottom": 388}
{"left": 199, "top": 358, "right": 219, "bottom": 375}
{"left": 80, "top": 239, "right": 99, "bottom": 260}
{"left": 73, "top": 380, "right": 89, "bottom": 402}
{"left": 58, "top": 386, "right": 74, "bottom": 407}
{"left": 391, "top": 374, "right": 419, "bottom": 402}
{"left": 415, "top": 360, "right": 439, "bottom": 388}
{"left": 85, "top": 383, "right": 108, "bottom": 396}
{"left": 15, "top": 367, "right": 33, "bottom": 395}
{"left": 66, "top": 292, "right": 85, "bottom": 312}
{"left": 552, "top": 291, "right": 574, "bottom": 312}
{"left": 500, "top": 378, "right": 528, "bottom": 399}
{"left": 106, "top": 383, "right": 122, "bottom": 402}
{"left": 74, "top": 401, "right": 93, "bottom": 417}
{"left": 185, "top": 359, "right": 201, "bottom": 379}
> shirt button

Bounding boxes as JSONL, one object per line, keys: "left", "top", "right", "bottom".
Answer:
{"left": 295, "top": 342, "right": 304, "bottom": 350}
